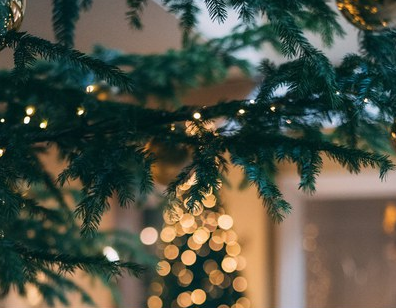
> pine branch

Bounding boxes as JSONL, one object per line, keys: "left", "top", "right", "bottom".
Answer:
{"left": 52, "top": 0, "right": 80, "bottom": 47}
{"left": 126, "top": 0, "right": 148, "bottom": 29}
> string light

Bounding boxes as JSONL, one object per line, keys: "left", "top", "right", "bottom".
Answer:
{"left": 157, "top": 260, "right": 171, "bottom": 276}
{"left": 335, "top": 91, "right": 341, "bottom": 95}
{"left": 0, "top": 148, "right": 5, "bottom": 157}
{"left": 39, "top": 120, "right": 48, "bottom": 129}
{"left": 76, "top": 107, "right": 85, "bottom": 116}
{"left": 170, "top": 123, "right": 176, "bottom": 131}
{"left": 249, "top": 99, "right": 256, "bottom": 104}
{"left": 363, "top": 97, "right": 369, "bottom": 103}
{"left": 140, "top": 227, "right": 159, "bottom": 245}
{"left": 0, "top": 118, "right": 5, "bottom": 123}
{"left": 23, "top": 116, "right": 31, "bottom": 124}
{"left": 191, "top": 289, "right": 206, "bottom": 305}
{"left": 86, "top": 85, "right": 96, "bottom": 93}
{"left": 25, "top": 106, "right": 35, "bottom": 116}
{"left": 102, "top": 246, "right": 120, "bottom": 262}
{"left": 285, "top": 119, "right": 292, "bottom": 124}
{"left": 193, "top": 112, "right": 202, "bottom": 120}
{"left": 270, "top": 105, "right": 276, "bottom": 112}
{"left": 238, "top": 109, "right": 246, "bottom": 115}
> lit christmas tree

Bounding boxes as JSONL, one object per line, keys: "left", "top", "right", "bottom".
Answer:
{"left": 146, "top": 173, "right": 249, "bottom": 308}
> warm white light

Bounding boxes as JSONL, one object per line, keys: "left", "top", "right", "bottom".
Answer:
{"left": 249, "top": 99, "right": 256, "bottom": 104}
{"left": 86, "top": 85, "right": 95, "bottom": 93}
{"left": 0, "top": 148, "right": 5, "bottom": 157}
{"left": 363, "top": 98, "right": 369, "bottom": 103}
{"left": 270, "top": 106, "right": 276, "bottom": 112}
{"left": 39, "top": 120, "right": 48, "bottom": 129}
{"left": 218, "top": 215, "right": 234, "bottom": 230}
{"left": 147, "top": 295, "right": 163, "bottom": 308}
{"left": 286, "top": 119, "right": 292, "bottom": 124}
{"left": 222, "top": 256, "right": 238, "bottom": 273}
{"left": 170, "top": 123, "right": 176, "bottom": 131}
{"left": 0, "top": 118, "right": 5, "bottom": 123}
{"left": 191, "top": 289, "right": 206, "bottom": 305}
{"left": 140, "top": 227, "right": 158, "bottom": 245}
{"left": 25, "top": 106, "right": 35, "bottom": 116}
{"left": 238, "top": 109, "right": 246, "bottom": 115}
{"left": 23, "top": 116, "right": 31, "bottom": 124}
{"left": 181, "top": 250, "right": 197, "bottom": 266}
{"left": 103, "top": 246, "right": 120, "bottom": 262}
{"left": 157, "top": 260, "right": 171, "bottom": 276}
{"left": 193, "top": 112, "right": 201, "bottom": 120}
{"left": 77, "top": 107, "right": 85, "bottom": 116}
{"left": 233, "top": 276, "right": 248, "bottom": 292}
{"left": 335, "top": 91, "right": 341, "bottom": 95}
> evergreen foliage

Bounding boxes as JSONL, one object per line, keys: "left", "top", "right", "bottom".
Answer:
{"left": 0, "top": 0, "right": 396, "bottom": 305}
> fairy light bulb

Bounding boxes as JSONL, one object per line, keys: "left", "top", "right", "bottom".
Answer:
{"left": 191, "top": 289, "right": 206, "bottom": 305}
{"left": 157, "top": 260, "right": 171, "bottom": 276}
{"left": 0, "top": 148, "right": 5, "bottom": 157}
{"left": 193, "top": 112, "right": 201, "bottom": 120}
{"left": 140, "top": 227, "right": 158, "bottom": 245}
{"left": 76, "top": 107, "right": 85, "bottom": 116}
{"left": 25, "top": 106, "right": 35, "bottom": 116}
{"left": 177, "top": 292, "right": 192, "bottom": 308}
{"left": 238, "top": 109, "right": 246, "bottom": 115}
{"left": 270, "top": 105, "right": 276, "bottom": 112}
{"left": 39, "top": 120, "right": 48, "bottom": 129}
{"left": 86, "top": 85, "right": 95, "bottom": 93}
{"left": 221, "top": 256, "right": 238, "bottom": 273}
{"left": 232, "top": 277, "right": 248, "bottom": 292}
{"left": 181, "top": 250, "right": 197, "bottom": 266}
{"left": 0, "top": 118, "right": 5, "bottom": 123}
{"left": 249, "top": 99, "right": 256, "bottom": 104}
{"left": 102, "top": 246, "right": 120, "bottom": 262}
{"left": 218, "top": 215, "right": 234, "bottom": 230}
{"left": 147, "top": 295, "right": 163, "bottom": 308}
{"left": 23, "top": 116, "right": 30, "bottom": 124}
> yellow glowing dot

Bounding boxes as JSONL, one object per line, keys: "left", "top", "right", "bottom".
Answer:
{"left": 181, "top": 250, "right": 197, "bottom": 266}
{"left": 157, "top": 260, "right": 171, "bottom": 276}
{"left": 193, "top": 228, "right": 210, "bottom": 244}
{"left": 392, "top": 132, "right": 396, "bottom": 139}
{"left": 164, "top": 244, "right": 179, "bottom": 260}
{"left": 187, "top": 236, "right": 202, "bottom": 251}
{"left": 23, "top": 116, "right": 31, "bottom": 124}
{"left": 209, "top": 238, "right": 224, "bottom": 251}
{"left": 363, "top": 98, "right": 369, "bottom": 103}
{"left": 202, "top": 194, "right": 216, "bottom": 208}
{"left": 222, "top": 256, "right": 238, "bottom": 273}
{"left": 77, "top": 107, "right": 85, "bottom": 116}
{"left": 147, "top": 295, "right": 163, "bottom": 308}
{"left": 209, "top": 269, "right": 224, "bottom": 285}
{"left": 177, "top": 292, "right": 192, "bottom": 307}
{"left": 237, "top": 297, "right": 251, "bottom": 308}
{"left": 170, "top": 123, "right": 176, "bottom": 131}
{"left": 236, "top": 255, "right": 247, "bottom": 271}
{"left": 86, "top": 85, "right": 95, "bottom": 93}
{"left": 180, "top": 214, "right": 195, "bottom": 228}
{"left": 39, "top": 120, "right": 48, "bottom": 129}
{"left": 0, "top": 118, "right": 5, "bottom": 123}
{"left": 335, "top": 91, "right": 341, "bottom": 95}
{"left": 178, "top": 268, "right": 194, "bottom": 286}
{"left": 203, "top": 259, "right": 218, "bottom": 274}
{"left": 233, "top": 277, "right": 248, "bottom": 292}
{"left": 160, "top": 226, "right": 176, "bottom": 243}
{"left": 238, "top": 109, "right": 246, "bottom": 115}
{"left": 226, "top": 242, "right": 241, "bottom": 256}
{"left": 150, "top": 282, "right": 163, "bottom": 296}
{"left": 270, "top": 105, "right": 276, "bottom": 112}
{"left": 286, "top": 119, "right": 292, "bottom": 124}
{"left": 140, "top": 227, "right": 158, "bottom": 245}
{"left": 0, "top": 148, "right": 5, "bottom": 157}
{"left": 193, "top": 112, "right": 202, "bottom": 120}
{"left": 218, "top": 215, "right": 234, "bottom": 230}
{"left": 191, "top": 289, "right": 206, "bottom": 305}
{"left": 25, "top": 106, "right": 35, "bottom": 116}
{"left": 249, "top": 99, "right": 256, "bottom": 104}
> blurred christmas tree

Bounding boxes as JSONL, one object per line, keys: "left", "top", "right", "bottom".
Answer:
{"left": 147, "top": 174, "right": 249, "bottom": 308}
{"left": 1, "top": 0, "right": 396, "bottom": 306}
